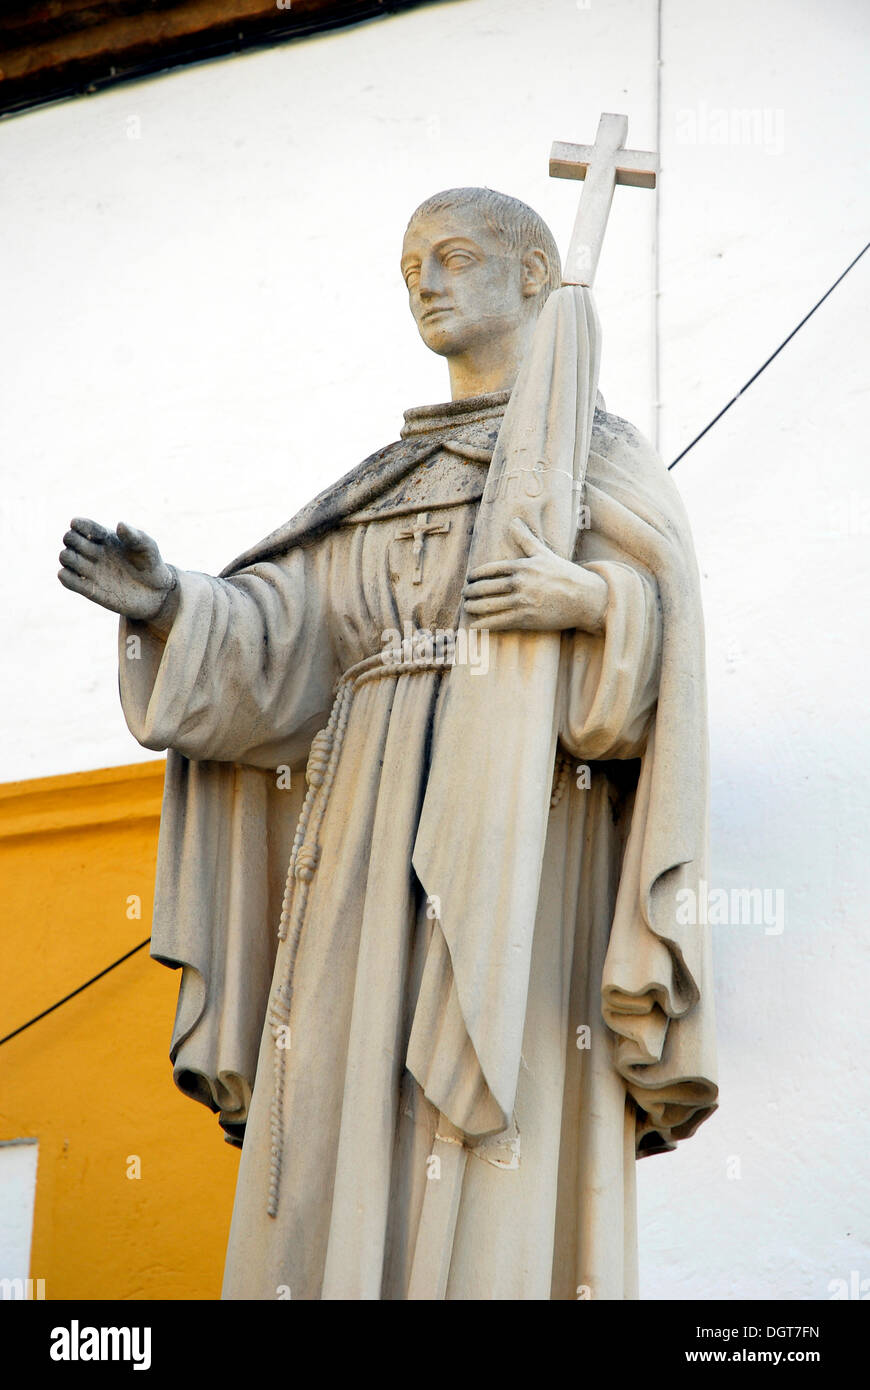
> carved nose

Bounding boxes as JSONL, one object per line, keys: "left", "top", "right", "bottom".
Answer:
{"left": 417, "top": 258, "right": 446, "bottom": 298}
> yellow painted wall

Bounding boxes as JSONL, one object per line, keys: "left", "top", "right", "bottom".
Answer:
{"left": 0, "top": 762, "right": 239, "bottom": 1300}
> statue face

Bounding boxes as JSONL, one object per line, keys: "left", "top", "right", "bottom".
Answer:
{"left": 401, "top": 205, "right": 529, "bottom": 358}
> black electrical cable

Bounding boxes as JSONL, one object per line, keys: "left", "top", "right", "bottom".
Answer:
{"left": 669, "top": 240, "right": 870, "bottom": 469}
{"left": 0, "top": 938, "right": 151, "bottom": 1048}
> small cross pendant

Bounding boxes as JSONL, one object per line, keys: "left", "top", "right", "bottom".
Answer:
{"left": 395, "top": 511, "right": 451, "bottom": 584}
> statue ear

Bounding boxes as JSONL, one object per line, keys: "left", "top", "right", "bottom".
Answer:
{"left": 521, "top": 249, "right": 549, "bottom": 299}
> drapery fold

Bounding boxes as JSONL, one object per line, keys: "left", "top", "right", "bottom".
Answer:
{"left": 410, "top": 289, "right": 716, "bottom": 1151}
{"left": 147, "top": 756, "right": 293, "bottom": 1143}
{"left": 410, "top": 286, "right": 603, "bottom": 1136}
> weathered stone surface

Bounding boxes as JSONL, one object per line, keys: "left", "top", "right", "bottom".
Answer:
{"left": 59, "top": 179, "right": 716, "bottom": 1300}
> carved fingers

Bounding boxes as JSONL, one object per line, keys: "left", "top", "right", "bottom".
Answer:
{"left": 463, "top": 518, "right": 607, "bottom": 634}
{"left": 58, "top": 519, "right": 105, "bottom": 588}
{"left": 57, "top": 565, "right": 99, "bottom": 600}
{"left": 57, "top": 518, "right": 173, "bottom": 620}
{"left": 464, "top": 518, "right": 550, "bottom": 627}
{"left": 464, "top": 561, "right": 533, "bottom": 628}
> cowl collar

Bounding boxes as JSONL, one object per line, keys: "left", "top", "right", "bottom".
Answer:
{"left": 401, "top": 387, "right": 606, "bottom": 438}
{"left": 401, "top": 390, "right": 511, "bottom": 438}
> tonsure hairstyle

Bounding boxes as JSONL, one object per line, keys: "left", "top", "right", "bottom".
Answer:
{"left": 405, "top": 187, "right": 562, "bottom": 311}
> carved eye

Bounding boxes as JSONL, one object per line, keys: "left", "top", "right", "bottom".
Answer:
{"left": 444, "top": 251, "right": 473, "bottom": 271}
{"left": 404, "top": 266, "right": 420, "bottom": 290}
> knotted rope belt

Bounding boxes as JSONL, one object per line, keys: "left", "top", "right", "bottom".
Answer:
{"left": 266, "top": 634, "right": 456, "bottom": 1217}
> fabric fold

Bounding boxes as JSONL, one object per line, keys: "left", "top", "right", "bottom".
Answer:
{"left": 410, "top": 286, "right": 602, "bottom": 1137}
{"left": 145, "top": 754, "right": 298, "bottom": 1143}
{"left": 584, "top": 442, "right": 718, "bottom": 1149}
{"left": 410, "top": 307, "right": 717, "bottom": 1154}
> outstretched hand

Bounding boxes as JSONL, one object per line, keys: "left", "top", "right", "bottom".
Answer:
{"left": 58, "top": 518, "right": 177, "bottom": 622}
{"left": 463, "top": 518, "right": 608, "bottom": 634}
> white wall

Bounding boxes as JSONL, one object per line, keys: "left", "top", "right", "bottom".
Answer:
{"left": 0, "top": 1141, "right": 39, "bottom": 1287}
{"left": 3, "top": 0, "right": 869, "bottom": 1300}
{"left": 638, "top": 0, "right": 870, "bottom": 1301}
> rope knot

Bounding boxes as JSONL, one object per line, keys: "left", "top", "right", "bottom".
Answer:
{"left": 294, "top": 844, "right": 320, "bottom": 881}
{"left": 305, "top": 730, "right": 333, "bottom": 787}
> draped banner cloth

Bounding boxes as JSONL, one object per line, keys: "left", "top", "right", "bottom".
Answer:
{"left": 119, "top": 286, "right": 717, "bottom": 1300}
{"left": 411, "top": 286, "right": 604, "bottom": 1141}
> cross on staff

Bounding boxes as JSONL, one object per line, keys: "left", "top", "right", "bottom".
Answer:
{"left": 395, "top": 511, "right": 451, "bottom": 584}
{"left": 550, "top": 112, "right": 658, "bottom": 287}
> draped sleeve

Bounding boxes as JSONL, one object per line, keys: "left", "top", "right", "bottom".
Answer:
{"left": 119, "top": 545, "right": 337, "bottom": 770}
{"left": 116, "top": 540, "right": 337, "bottom": 1143}
{"left": 558, "top": 558, "right": 661, "bottom": 762}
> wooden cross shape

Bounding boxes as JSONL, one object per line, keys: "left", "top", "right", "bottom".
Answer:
{"left": 395, "top": 511, "right": 451, "bottom": 584}
{"left": 550, "top": 113, "right": 658, "bottom": 287}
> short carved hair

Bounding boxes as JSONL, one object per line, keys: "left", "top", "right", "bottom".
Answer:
{"left": 405, "top": 187, "right": 562, "bottom": 310}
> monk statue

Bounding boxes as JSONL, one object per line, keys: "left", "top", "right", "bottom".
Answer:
{"left": 58, "top": 177, "right": 717, "bottom": 1300}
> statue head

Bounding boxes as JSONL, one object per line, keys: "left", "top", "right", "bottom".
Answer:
{"left": 401, "top": 188, "right": 561, "bottom": 396}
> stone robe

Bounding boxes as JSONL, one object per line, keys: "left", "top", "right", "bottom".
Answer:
{"left": 120, "top": 312, "right": 716, "bottom": 1301}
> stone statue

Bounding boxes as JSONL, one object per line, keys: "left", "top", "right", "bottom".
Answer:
{"left": 58, "top": 132, "right": 717, "bottom": 1299}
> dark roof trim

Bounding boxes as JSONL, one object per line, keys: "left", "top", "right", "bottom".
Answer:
{"left": 0, "top": 1, "right": 438, "bottom": 119}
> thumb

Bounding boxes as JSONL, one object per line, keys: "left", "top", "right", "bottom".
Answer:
{"left": 509, "top": 516, "right": 547, "bottom": 557}
{"left": 116, "top": 522, "right": 153, "bottom": 553}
